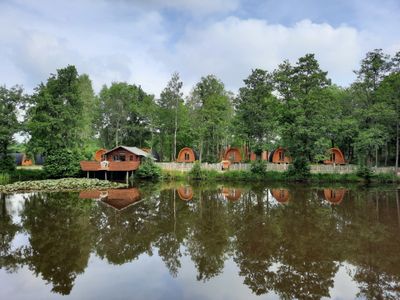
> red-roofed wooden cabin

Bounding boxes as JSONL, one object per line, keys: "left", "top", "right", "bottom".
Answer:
{"left": 269, "top": 147, "right": 291, "bottom": 164}
{"left": 323, "top": 148, "right": 346, "bottom": 165}
{"left": 223, "top": 147, "right": 243, "bottom": 163}
{"left": 176, "top": 147, "right": 196, "bottom": 163}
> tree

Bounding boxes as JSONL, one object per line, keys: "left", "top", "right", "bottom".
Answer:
{"left": 26, "top": 65, "right": 84, "bottom": 156}
{"left": 157, "top": 73, "right": 184, "bottom": 161}
{"left": 0, "top": 85, "right": 25, "bottom": 171}
{"left": 377, "top": 72, "right": 400, "bottom": 172}
{"left": 352, "top": 49, "right": 392, "bottom": 166}
{"left": 98, "top": 82, "right": 154, "bottom": 148}
{"left": 273, "top": 54, "right": 332, "bottom": 177}
{"left": 77, "top": 74, "right": 97, "bottom": 145}
{"left": 234, "top": 69, "right": 279, "bottom": 157}
{"left": 188, "top": 75, "right": 233, "bottom": 162}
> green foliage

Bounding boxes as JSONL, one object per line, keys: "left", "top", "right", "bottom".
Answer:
{"left": 0, "top": 178, "right": 124, "bottom": 192}
{"left": 286, "top": 157, "right": 311, "bottom": 180}
{"left": 234, "top": 69, "right": 278, "bottom": 151}
{"left": 0, "top": 85, "right": 26, "bottom": 170}
{"left": 44, "top": 149, "right": 84, "bottom": 178}
{"left": 136, "top": 158, "right": 161, "bottom": 180}
{"left": 189, "top": 161, "right": 204, "bottom": 180}
{"left": 250, "top": 160, "right": 267, "bottom": 177}
{"left": 0, "top": 155, "right": 16, "bottom": 172}
{"left": 188, "top": 75, "right": 233, "bottom": 162}
{"left": 27, "top": 65, "right": 83, "bottom": 156}
{"left": 356, "top": 165, "right": 374, "bottom": 181}
{"left": 0, "top": 173, "right": 10, "bottom": 185}
{"left": 97, "top": 82, "right": 155, "bottom": 149}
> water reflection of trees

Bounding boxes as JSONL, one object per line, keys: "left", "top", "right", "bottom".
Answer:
{"left": 1, "top": 186, "right": 400, "bottom": 298}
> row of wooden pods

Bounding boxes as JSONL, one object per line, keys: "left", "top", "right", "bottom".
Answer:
{"left": 175, "top": 146, "right": 346, "bottom": 164}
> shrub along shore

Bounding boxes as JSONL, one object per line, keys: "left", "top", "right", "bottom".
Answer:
{"left": 0, "top": 178, "right": 126, "bottom": 193}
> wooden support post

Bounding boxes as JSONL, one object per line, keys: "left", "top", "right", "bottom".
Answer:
{"left": 87, "top": 171, "right": 89, "bottom": 178}
{"left": 126, "top": 171, "right": 129, "bottom": 185}
{"left": 105, "top": 171, "right": 107, "bottom": 181}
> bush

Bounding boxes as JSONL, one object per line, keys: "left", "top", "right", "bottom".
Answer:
{"left": 0, "top": 155, "right": 16, "bottom": 172}
{"left": 356, "top": 164, "right": 374, "bottom": 181}
{"left": 0, "top": 173, "right": 10, "bottom": 185}
{"left": 286, "top": 157, "right": 311, "bottom": 180}
{"left": 44, "top": 149, "right": 83, "bottom": 178}
{"left": 250, "top": 160, "right": 267, "bottom": 177}
{"left": 136, "top": 158, "right": 161, "bottom": 180}
{"left": 189, "top": 161, "right": 204, "bottom": 180}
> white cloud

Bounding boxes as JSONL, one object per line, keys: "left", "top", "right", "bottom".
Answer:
{"left": 0, "top": 0, "right": 399, "bottom": 98}
{"left": 174, "top": 17, "right": 369, "bottom": 91}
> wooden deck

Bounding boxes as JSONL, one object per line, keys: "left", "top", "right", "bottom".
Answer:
{"left": 80, "top": 161, "right": 140, "bottom": 171}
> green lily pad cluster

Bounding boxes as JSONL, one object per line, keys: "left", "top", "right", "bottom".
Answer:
{"left": 0, "top": 178, "right": 126, "bottom": 193}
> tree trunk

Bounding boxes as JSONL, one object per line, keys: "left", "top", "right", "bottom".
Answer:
{"left": 396, "top": 116, "right": 399, "bottom": 174}
{"left": 173, "top": 103, "right": 178, "bottom": 160}
{"left": 375, "top": 146, "right": 378, "bottom": 168}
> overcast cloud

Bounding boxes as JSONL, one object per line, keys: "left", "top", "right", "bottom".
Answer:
{"left": 0, "top": 0, "right": 399, "bottom": 96}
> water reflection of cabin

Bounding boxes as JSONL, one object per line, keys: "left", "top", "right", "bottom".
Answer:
{"left": 323, "top": 189, "right": 346, "bottom": 204}
{"left": 177, "top": 186, "right": 193, "bottom": 201}
{"left": 79, "top": 188, "right": 141, "bottom": 210}
{"left": 271, "top": 189, "right": 290, "bottom": 204}
{"left": 222, "top": 187, "right": 242, "bottom": 201}
{"left": 80, "top": 146, "right": 153, "bottom": 181}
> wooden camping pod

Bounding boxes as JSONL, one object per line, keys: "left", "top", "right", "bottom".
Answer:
{"left": 249, "top": 150, "right": 269, "bottom": 161}
{"left": 269, "top": 147, "right": 291, "bottom": 164}
{"left": 176, "top": 147, "right": 196, "bottom": 163}
{"left": 323, "top": 148, "right": 346, "bottom": 165}
{"left": 223, "top": 147, "right": 243, "bottom": 163}
{"left": 94, "top": 149, "right": 107, "bottom": 162}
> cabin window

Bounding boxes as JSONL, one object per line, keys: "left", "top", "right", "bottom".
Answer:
{"left": 130, "top": 155, "right": 134, "bottom": 161}
{"left": 113, "top": 155, "right": 118, "bottom": 161}
{"left": 118, "top": 153, "right": 126, "bottom": 161}
{"left": 279, "top": 151, "right": 285, "bottom": 161}
{"left": 184, "top": 153, "right": 190, "bottom": 161}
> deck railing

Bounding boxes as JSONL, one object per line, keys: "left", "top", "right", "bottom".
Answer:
{"left": 80, "top": 161, "right": 140, "bottom": 171}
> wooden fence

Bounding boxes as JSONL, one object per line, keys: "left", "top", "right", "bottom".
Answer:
{"left": 156, "top": 162, "right": 397, "bottom": 174}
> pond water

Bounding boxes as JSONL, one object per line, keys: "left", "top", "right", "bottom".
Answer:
{"left": 1, "top": 183, "right": 400, "bottom": 299}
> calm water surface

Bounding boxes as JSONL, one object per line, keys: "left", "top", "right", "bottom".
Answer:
{"left": 1, "top": 183, "right": 400, "bottom": 299}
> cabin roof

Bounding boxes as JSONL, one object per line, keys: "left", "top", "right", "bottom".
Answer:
{"left": 104, "top": 146, "right": 155, "bottom": 160}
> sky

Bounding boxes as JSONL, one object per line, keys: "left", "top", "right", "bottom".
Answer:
{"left": 0, "top": 0, "right": 399, "bottom": 97}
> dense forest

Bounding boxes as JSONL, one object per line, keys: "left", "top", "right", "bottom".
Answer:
{"left": 1, "top": 49, "right": 399, "bottom": 174}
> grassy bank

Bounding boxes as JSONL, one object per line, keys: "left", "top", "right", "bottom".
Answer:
{"left": 0, "top": 178, "right": 126, "bottom": 193}
{"left": 161, "top": 168, "right": 400, "bottom": 183}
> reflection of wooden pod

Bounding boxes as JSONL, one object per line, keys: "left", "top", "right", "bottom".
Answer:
{"left": 79, "top": 190, "right": 102, "bottom": 199}
{"left": 176, "top": 147, "right": 196, "bottom": 163}
{"left": 94, "top": 149, "right": 107, "bottom": 162}
{"left": 323, "top": 189, "right": 346, "bottom": 205}
{"left": 80, "top": 188, "right": 141, "bottom": 210}
{"left": 323, "top": 148, "right": 346, "bottom": 165}
{"left": 271, "top": 189, "right": 290, "bottom": 204}
{"left": 270, "top": 148, "right": 291, "bottom": 164}
{"left": 177, "top": 186, "right": 193, "bottom": 201}
{"left": 222, "top": 187, "right": 242, "bottom": 201}
{"left": 223, "top": 147, "right": 243, "bottom": 163}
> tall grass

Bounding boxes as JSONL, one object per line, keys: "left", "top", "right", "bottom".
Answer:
{"left": 0, "top": 173, "right": 11, "bottom": 185}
